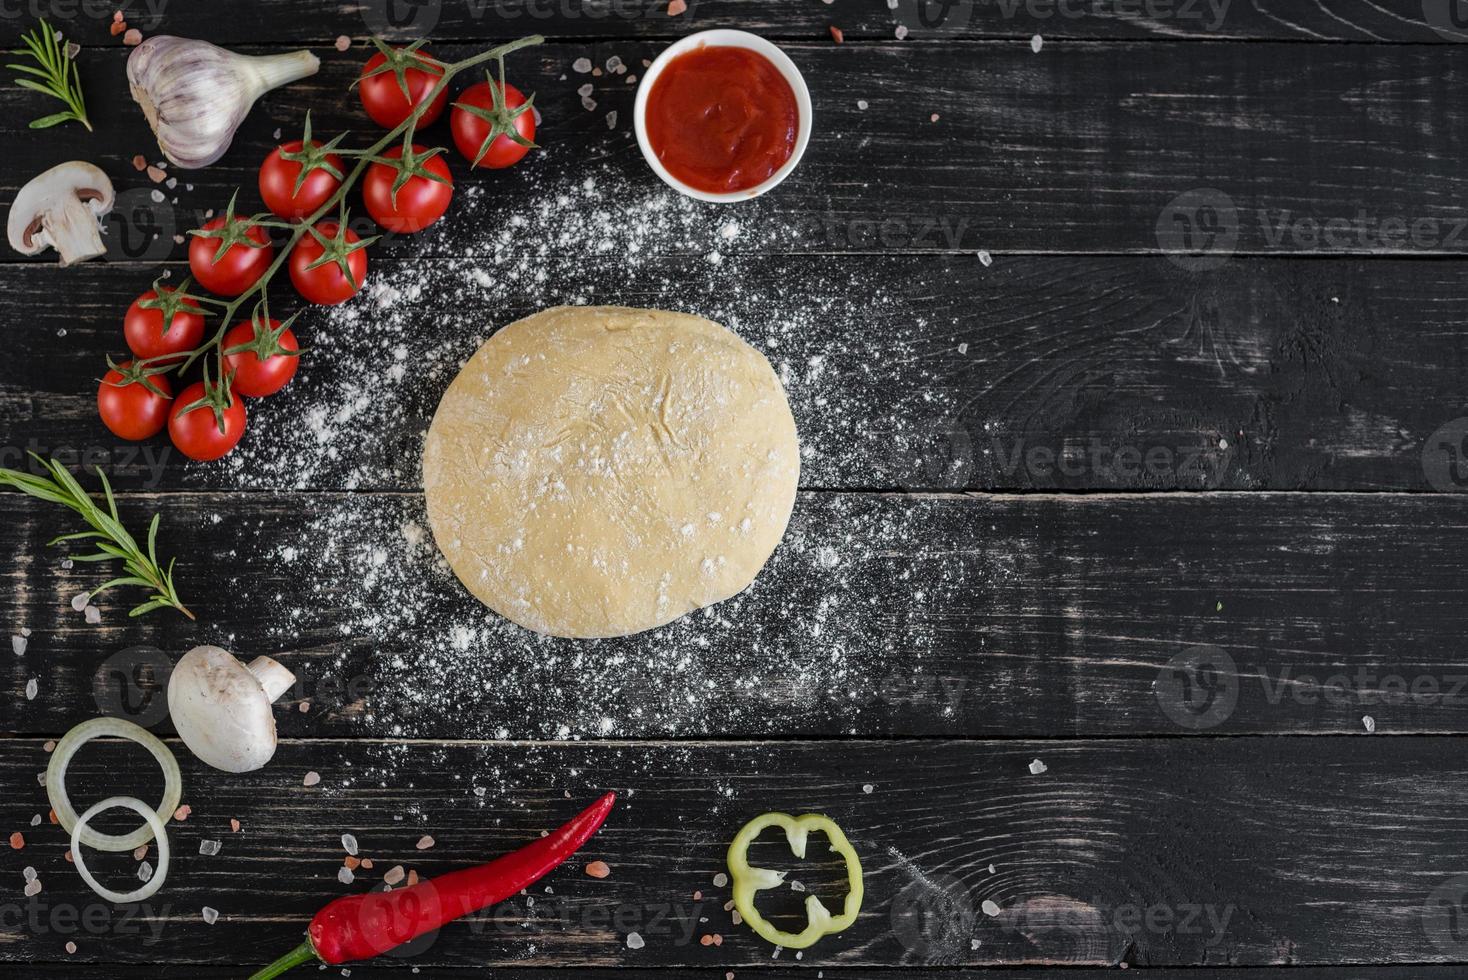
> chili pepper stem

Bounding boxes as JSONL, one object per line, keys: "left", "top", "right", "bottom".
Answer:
{"left": 245, "top": 939, "right": 317, "bottom": 980}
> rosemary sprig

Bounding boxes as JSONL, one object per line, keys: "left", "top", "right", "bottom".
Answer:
{"left": 0, "top": 455, "right": 192, "bottom": 619}
{"left": 7, "top": 19, "right": 90, "bottom": 131}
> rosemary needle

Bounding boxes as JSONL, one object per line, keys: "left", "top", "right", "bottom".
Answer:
{"left": 0, "top": 455, "right": 192, "bottom": 619}
{"left": 8, "top": 19, "right": 91, "bottom": 131}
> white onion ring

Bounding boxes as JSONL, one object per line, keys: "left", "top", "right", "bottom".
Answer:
{"left": 71, "top": 796, "right": 170, "bottom": 903}
{"left": 46, "top": 717, "right": 182, "bottom": 851}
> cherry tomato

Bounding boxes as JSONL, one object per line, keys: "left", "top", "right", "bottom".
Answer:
{"left": 98, "top": 362, "right": 173, "bottom": 441}
{"left": 362, "top": 144, "right": 454, "bottom": 233}
{"left": 169, "top": 381, "right": 247, "bottom": 461}
{"left": 259, "top": 140, "right": 345, "bottom": 220}
{"left": 289, "top": 222, "right": 369, "bottom": 306}
{"left": 451, "top": 80, "right": 535, "bottom": 169}
{"left": 188, "top": 217, "right": 274, "bottom": 296}
{"left": 123, "top": 287, "right": 206, "bottom": 361}
{"left": 223, "top": 318, "right": 300, "bottom": 397}
{"left": 358, "top": 46, "right": 447, "bottom": 128}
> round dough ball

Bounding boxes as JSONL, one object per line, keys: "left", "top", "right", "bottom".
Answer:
{"left": 423, "top": 306, "right": 800, "bottom": 638}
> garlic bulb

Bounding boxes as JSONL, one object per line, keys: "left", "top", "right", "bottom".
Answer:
{"left": 127, "top": 36, "right": 320, "bottom": 169}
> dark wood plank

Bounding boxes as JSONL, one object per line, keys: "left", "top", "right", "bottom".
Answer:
{"left": 2, "top": 737, "right": 1467, "bottom": 967}
{"left": 5, "top": 41, "right": 1468, "bottom": 258}
{"left": 24, "top": 968, "right": 1468, "bottom": 979}
{"left": 4, "top": 0, "right": 1463, "bottom": 46}
{"left": 5, "top": 490, "right": 1467, "bottom": 739}
{"left": 5, "top": 254, "right": 1468, "bottom": 494}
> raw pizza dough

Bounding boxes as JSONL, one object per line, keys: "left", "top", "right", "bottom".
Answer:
{"left": 423, "top": 306, "right": 800, "bottom": 638}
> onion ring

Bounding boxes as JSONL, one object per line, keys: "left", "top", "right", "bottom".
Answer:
{"left": 71, "top": 796, "right": 170, "bottom": 903}
{"left": 46, "top": 717, "right": 182, "bottom": 852}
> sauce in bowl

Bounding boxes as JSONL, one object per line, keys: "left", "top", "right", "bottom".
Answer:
{"left": 644, "top": 45, "right": 799, "bottom": 195}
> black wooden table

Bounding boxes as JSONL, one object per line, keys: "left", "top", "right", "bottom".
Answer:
{"left": 3, "top": 1, "right": 1468, "bottom": 977}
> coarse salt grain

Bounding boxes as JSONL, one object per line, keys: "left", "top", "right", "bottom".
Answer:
{"left": 304, "top": 771, "right": 321, "bottom": 787}
{"left": 626, "top": 931, "right": 645, "bottom": 949}
{"left": 70, "top": 593, "right": 88, "bottom": 612}
{"left": 24, "top": 879, "right": 41, "bottom": 897}
{"left": 174, "top": 805, "right": 191, "bottom": 821}
{"left": 202, "top": 906, "right": 219, "bottom": 924}
{"left": 25, "top": 678, "right": 37, "bottom": 700}
{"left": 1031, "top": 34, "right": 1044, "bottom": 52}
{"left": 384, "top": 865, "right": 405, "bottom": 885}
{"left": 335, "top": 35, "right": 351, "bottom": 51}
{"left": 1028, "top": 758, "right": 1048, "bottom": 775}
{"left": 342, "top": 833, "right": 359, "bottom": 855}
{"left": 585, "top": 860, "right": 611, "bottom": 878}
{"left": 11, "top": 635, "right": 26, "bottom": 655}
{"left": 416, "top": 835, "right": 435, "bottom": 850}
{"left": 84, "top": 605, "right": 101, "bottom": 625}
{"left": 982, "top": 899, "right": 1001, "bottom": 916}
{"left": 1363, "top": 715, "right": 1376, "bottom": 733}
{"left": 572, "top": 57, "right": 592, "bottom": 73}
{"left": 138, "top": 861, "right": 153, "bottom": 882}
{"left": 199, "top": 839, "right": 222, "bottom": 856}
{"left": 338, "top": 866, "right": 355, "bottom": 884}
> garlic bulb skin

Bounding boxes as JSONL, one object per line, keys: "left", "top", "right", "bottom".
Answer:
{"left": 127, "top": 36, "right": 320, "bottom": 169}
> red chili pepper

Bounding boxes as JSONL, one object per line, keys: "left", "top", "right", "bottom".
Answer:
{"left": 248, "top": 792, "right": 616, "bottom": 978}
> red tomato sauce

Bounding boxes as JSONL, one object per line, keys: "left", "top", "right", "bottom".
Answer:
{"left": 645, "top": 45, "right": 799, "bottom": 194}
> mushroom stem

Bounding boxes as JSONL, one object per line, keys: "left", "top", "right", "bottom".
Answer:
{"left": 46, "top": 194, "right": 108, "bottom": 267}
{"left": 246, "top": 656, "right": 296, "bottom": 702}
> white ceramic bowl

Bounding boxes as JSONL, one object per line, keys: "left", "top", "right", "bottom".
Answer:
{"left": 633, "top": 30, "right": 812, "bottom": 203}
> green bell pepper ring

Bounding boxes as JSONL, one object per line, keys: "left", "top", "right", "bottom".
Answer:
{"left": 726, "top": 812, "right": 864, "bottom": 949}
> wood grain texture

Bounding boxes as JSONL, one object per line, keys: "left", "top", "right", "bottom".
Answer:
{"left": 4, "top": 255, "right": 1468, "bottom": 494}
{"left": 4, "top": 489, "right": 1467, "bottom": 739}
{"left": 3, "top": 737, "right": 1468, "bottom": 968}
{"left": 4, "top": 41, "right": 1468, "bottom": 258}
{"left": 3, "top": 0, "right": 1463, "bottom": 46}
{"left": 25, "top": 970, "right": 1468, "bottom": 980}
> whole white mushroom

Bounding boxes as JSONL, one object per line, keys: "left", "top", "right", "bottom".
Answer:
{"left": 167, "top": 645, "right": 296, "bottom": 773}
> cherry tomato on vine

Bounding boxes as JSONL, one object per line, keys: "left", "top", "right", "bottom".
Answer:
{"left": 289, "top": 222, "right": 371, "bottom": 306}
{"left": 358, "top": 44, "right": 448, "bottom": 128}
{"left": 169, "top": 379, "right": 247, "bottom": 461}
{"left": 98, "top": 361, "right": 173, "bottom": 441}
{"left": 188, "top": 216, "right": 273, "bottom": 296}
{"left": 223, "top": 317, "right": 300, "bottom": 397}
{"left": 362, "top": 144, "right": 454, "bottom": 233}
{"left": 451, "top": 79, "right": 536, "bottom": 169}
{"left": 259, "top": 140, "right": 345, "bottom": 220}
{"left": 123, "top": 286, "right": 206, "bottom": 361}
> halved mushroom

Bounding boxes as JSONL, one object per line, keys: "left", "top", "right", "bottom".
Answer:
{"left": 166, "top": 645, "right": 296, "bottom": 773}
{"left": 7, "top": 161, "right": 116, "bottom": 266}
